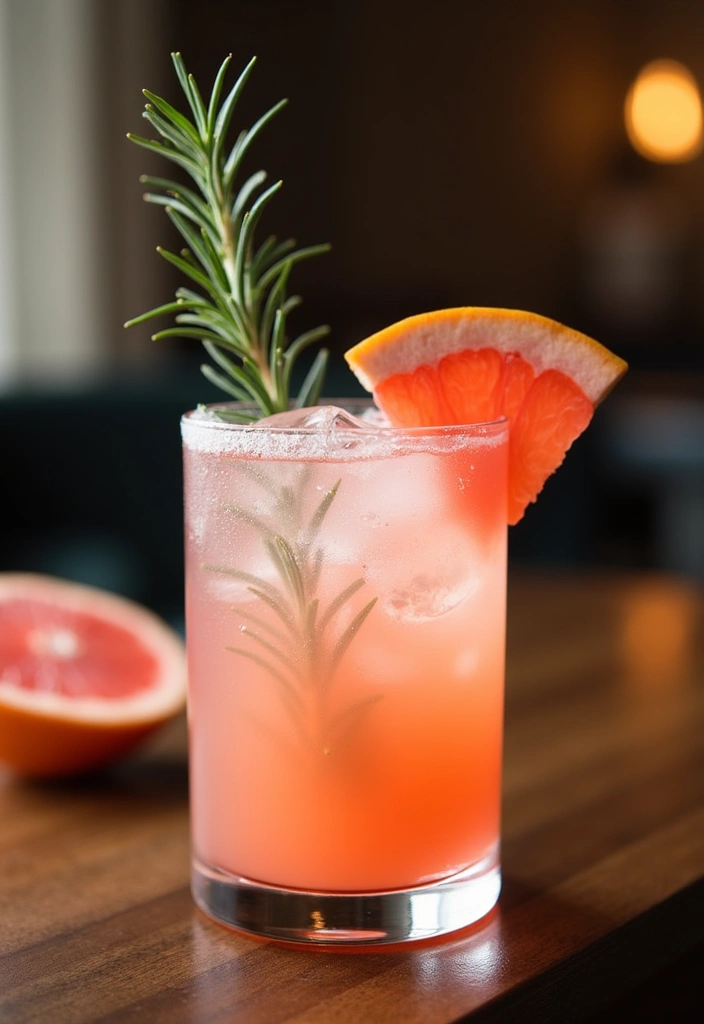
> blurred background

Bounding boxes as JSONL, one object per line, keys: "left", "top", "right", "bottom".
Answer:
{"left": 1, "top": 0, "right": 703, "bottom": 626}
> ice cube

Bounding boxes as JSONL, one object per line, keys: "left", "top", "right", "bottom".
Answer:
{"left": 257, "top": 404, "right": 387, "bottom": 456}
{"left": 364, "top": 522, "right": 483, "bottom": 622}
{"left": 258, "top": 405, "right": 375, "bottom": 432}
{"left": 316, "top": 439, "right": 450, "bottom": 569}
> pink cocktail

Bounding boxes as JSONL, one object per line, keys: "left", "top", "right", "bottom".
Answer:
{"left": 182, "top": 404, "right": 507, "bottom": 944}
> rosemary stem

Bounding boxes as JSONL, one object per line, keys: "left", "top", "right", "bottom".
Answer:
{"left": 127, "top": 53, "right": 327, "bottom": 417}
{"left": 216, "top": 203, "right": 275, "bottom": 397}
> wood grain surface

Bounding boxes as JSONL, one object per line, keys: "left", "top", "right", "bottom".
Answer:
{"left": 1, "top": 572, "right": 702, "bottom": 1023}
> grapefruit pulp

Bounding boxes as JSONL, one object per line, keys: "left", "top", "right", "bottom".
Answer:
{"left": 345, "top": 307, "right": 627, "bottom": 523}
{"left": 0, "top": 574, "right": 186, "bottom": 777}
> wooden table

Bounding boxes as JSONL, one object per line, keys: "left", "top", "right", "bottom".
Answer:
{"left": 1, "top": 572, "right": 703, "bottom": 1023}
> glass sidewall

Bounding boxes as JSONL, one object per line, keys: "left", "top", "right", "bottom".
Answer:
{"left": 182, "top": 402, "right": 507, "bottom": 944}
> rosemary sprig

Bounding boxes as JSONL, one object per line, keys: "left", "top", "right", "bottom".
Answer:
{"left": 207, "top": 473, "right": 382, "bottom": 755}
{"left": 125, "top": 53, "right": 330, "bottom": 421}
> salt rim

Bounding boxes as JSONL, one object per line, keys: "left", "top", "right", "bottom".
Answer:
{"left": 181, "top": 403, "right": 508, "bottom": 459}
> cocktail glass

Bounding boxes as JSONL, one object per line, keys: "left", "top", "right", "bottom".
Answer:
{"left": 182, "top": 402, "right": 508, "bottom": 945}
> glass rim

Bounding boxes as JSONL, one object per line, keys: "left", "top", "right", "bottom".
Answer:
{"left": 181, "top": 400, "right": 508, "bottom": 438}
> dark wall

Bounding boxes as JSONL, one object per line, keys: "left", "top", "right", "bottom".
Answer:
{"left": 150, "top": 0, "right": 704, "bottom": 374}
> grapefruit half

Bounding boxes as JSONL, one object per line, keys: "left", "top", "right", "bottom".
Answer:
{"left": 345, "top": 308, "right": 627, "bottom": 523}
{"left": 0, "top": 574, "right": 186, "bottom": 777}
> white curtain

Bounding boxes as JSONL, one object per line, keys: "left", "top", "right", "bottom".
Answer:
{"left": 0, "top": 0, "right": 166, "bottom": 388}
{"left": 0, "top": 0, "right": 20, "bottom": 384}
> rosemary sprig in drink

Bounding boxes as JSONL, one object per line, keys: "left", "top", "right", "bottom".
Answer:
{"left": 206, "top": 474, "right": 381, "bottom": 757}
{"left": 126, "top": 53, "right": 330, "bottom": 422}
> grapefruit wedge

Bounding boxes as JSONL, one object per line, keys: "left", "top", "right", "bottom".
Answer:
{"left": 345, "top": 308, "right": 627, "bottom": 523}
{"left": 0, "top": 574, "right": 186, "bottom": 777}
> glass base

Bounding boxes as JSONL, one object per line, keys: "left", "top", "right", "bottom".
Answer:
{"left": 192, "top": 848, "right": 501, "bottom": 946}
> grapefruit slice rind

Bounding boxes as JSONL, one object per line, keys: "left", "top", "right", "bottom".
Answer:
{"left": 346, "top": 308, "right": 626, "bottom": 405}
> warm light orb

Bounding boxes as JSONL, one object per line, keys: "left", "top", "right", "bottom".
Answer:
{"left": 625, "top": 59, "right": 703, "bottom": 163}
